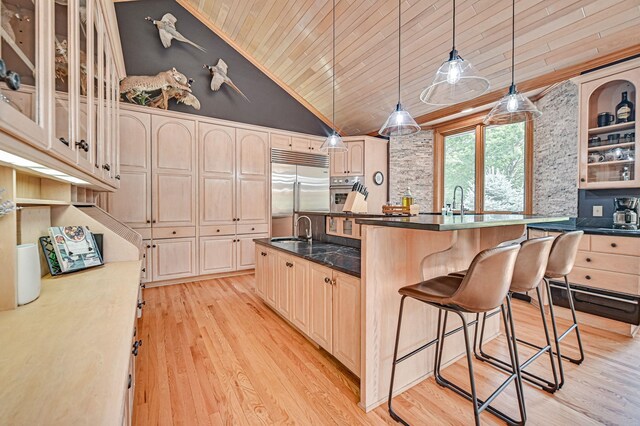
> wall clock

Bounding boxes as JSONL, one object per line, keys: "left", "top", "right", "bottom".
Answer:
{"left": 373, "top": 171, "right": 384, "bottom": 186}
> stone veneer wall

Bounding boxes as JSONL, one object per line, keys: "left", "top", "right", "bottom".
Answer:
{"left": 389, "top": 130, "right": 434, "bottom": 210}
{"left": 532, "top": 81, "right": 579, "bottom": 216}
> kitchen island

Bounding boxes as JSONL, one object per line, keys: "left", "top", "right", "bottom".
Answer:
{"left": 255, "top": 214, "right": 568, "bottom": 412}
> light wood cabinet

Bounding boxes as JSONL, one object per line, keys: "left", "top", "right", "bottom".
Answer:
{"left": 200, "top": 236, "right": 235, "bottom": 275}
{"left": 152, "top": 115, "right": 196, "bottom": 228}
{"left": 271, "top": 133, "right": 325, "bottom": 154}
{"left": 237, "top": 235, "right": 265, "bottom": 270}
{"left": 290, "top": 257, "right": 310, "bottom": 335}
{"left": 576, "top": 60, "right": 639, "bottom": 189}
{"left": 309, "top": 263, "right": 334, "bottom": 352}
{"left": 332, "top": 272, "right": 361, "bottom": 375}
{"left": 152, "top": 238, "right": 197, "bottom": 281}
{"left": 330, "top": 140, "right": 365, "bottom": 176}
{"left": 141, "top": 241, "right": 152, "bottom": 284}
{"left": 271, "top": 133, "right": 292, "bottom": 150}
{"left": 276, "top": 253, "right": 293, "bottom": 320}
{"left": 264, "top": 250, "right": 277, "bottom": 307}
{"left": 236, "top": 128, "right": 269, "bottom": 225}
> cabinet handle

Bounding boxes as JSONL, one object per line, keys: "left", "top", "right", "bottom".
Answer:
{"left": 172, "top": 231, "right": 177, "bottom": 235}
{"left": 75, "top": 140, "right": 89, "bottom": 152}
{"left": 141, "top": 268, "right": 146, "bottom": 272}
{"left": 102, "top": 164, "right": 111, "bottom": 171}
{"left": 586, "top": 258, "right": 591, "bottom": 262}
{"left": 585, "top": 275, "right": 591, "bottom": 280}
{"left": 146, "top": 244, "right": 151, "bottom": 248}
{"left": 261, "top": 252, "right": 267, "bottom": 256}
{"left": 251, "top": 227, "right": 255, "bottom": 231}
{"left": 152, "top": 244, "right": 156, "bottom": 248}
{"left": 146, "top": 220, "right": 150, "bottom": 224}
{"left": 611, "top": 243, "right": 617, "bottom": 248}
{"left": 138, "top": 300, "right": 146, "bottom": 309}
{"left": 152, "top": 220, "right": 156, "bottom": 224}
{"left": 216, "top": 229, "right": 220, "bottom": 232}
{"left": 115, "top": 175, "right": 121, "bottom": 180}
{"left": 132, "top": 339, "right": 143, "bottom": 356}
{"left": 128, "top": 374, "right": 132, "bottom": 389}
{"left": 580, "top": 178, "right": 586, "bottom": 182}
{"left": 324, "top": 277, "right": 331, "bottom": 284}
{"left": 59, "top": 137, "right": 70, "bottom": 146}
{"left": 140, "top": 283, "right": 146, "bottom": 289}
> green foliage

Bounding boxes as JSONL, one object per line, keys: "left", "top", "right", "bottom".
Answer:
{"left": 443, "top": 122, "right": 525, "bottom": 212}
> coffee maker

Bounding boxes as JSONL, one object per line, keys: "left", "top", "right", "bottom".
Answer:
{"left": 613, "top": 197, "right": 639, "bottom": 230}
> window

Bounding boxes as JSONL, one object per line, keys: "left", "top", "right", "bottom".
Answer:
{"left": 435, "top": 115, "right": 532, "bottom": 214}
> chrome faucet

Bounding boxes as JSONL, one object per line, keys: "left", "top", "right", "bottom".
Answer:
{"left": 452, "top": 185, "right": 465, "bottom": 216}
{"left": 294, "top": 215, "right": 313, "bottom": 241}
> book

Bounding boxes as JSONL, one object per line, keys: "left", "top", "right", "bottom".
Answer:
{"left": 47, "top": 226, "right": 103, "bottom": 273}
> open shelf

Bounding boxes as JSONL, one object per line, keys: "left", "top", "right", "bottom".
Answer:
{"left": 587, "top": 159, "right": 635, "bottom": 167}
{"left": 588, "top": 121, "right": 635, "bottom": 136}
{"left": 588, "top": 142, "right": 635, "bottom": 151}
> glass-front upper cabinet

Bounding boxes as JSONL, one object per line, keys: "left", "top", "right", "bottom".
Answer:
{"left": 578, "top": 62, "right": 639, "bottom": 189}
{"left": 76, "top": 0, "right": 91, "bottom": 169}
{"left": 53, "top": 0, "right": 73, "bottom": 158}
{"left": 91, "top": 4, "right": 101, "bottom": 173}
{"left": 0, "top": 0, "right": 44, "bottom": 141}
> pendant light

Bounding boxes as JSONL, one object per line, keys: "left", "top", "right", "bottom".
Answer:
{"left": 420, "top": 0, "right": 489, "bottom": 105}
{"left": 320, "top": 0, "right": 348, "bottom": 154}
{"left": 484, "top": 0, "right": 542, "bottom": 125}
{"left": 379, "top": 0, "right": 420, "bottom": 137}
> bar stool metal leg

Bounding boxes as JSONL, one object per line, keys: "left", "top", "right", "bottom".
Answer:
{"left": 473, "top": 287, "right": 559, "bottom": 393}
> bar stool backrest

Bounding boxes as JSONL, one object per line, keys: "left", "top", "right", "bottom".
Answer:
{"left": 510, "top": 236, "right": 555, "bottom": 293}
{"left": 450, "top": 244, "right": 520, "bottom": 312}
{"left": 545, "top": 231, "right": 584, "bottom": 278}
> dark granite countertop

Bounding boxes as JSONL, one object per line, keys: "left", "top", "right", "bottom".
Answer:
{"left": 296, "top": 211, "right": 389, "bottom": 218}
{"left": 254, "top": 238, "right": 361, "bottom": 277}
{"left": 354, "top": 213, "right": 569, "bottom": 231}
{"left": 528, "top": 218, "right": 640, "bottom": 238}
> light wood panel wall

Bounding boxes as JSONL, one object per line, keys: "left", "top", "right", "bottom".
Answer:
{"left": 183, "top": 0, "right": 640, "bottom": 135}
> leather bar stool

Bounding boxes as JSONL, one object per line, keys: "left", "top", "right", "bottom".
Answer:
{"left": 452, "top": 237, "right": 560, "bottom": 393}
{"left": 388, "top": 245, "right": 525, "bottom": 426}
{"left": 535, "top": 231, "right": 585, "bottom": 389}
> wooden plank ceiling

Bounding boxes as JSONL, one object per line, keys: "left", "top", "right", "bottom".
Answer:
{"left": 184, "top": 0, "right": 640, "bottom": 135}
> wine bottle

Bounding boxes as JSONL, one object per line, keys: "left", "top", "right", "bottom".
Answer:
{"left": 615, "top": 91, "right": 634, "bottom": 124}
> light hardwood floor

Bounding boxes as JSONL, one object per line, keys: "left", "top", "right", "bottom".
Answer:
{"left": 133, "top": 275, "right": 640, "bottom": 425}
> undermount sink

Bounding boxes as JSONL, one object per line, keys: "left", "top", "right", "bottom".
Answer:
{"left": 270, "top": 237, "right": 310, "bottom": 243}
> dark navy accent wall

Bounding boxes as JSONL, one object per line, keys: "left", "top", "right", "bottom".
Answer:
{"left": 114, "top": 0, "right": 331, "bottom": 136}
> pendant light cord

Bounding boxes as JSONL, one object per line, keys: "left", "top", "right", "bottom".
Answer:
{"left": 511, "top": 0, "right": 515, "bottom": 86}
{"left": 452, "top": 0, "right": 456, "bottom": 50}
{"left": 332, "top": 0, "right": 336, "bottom": 132}
{"left": 397, "top": 0, "right": 401, "bottom": 104}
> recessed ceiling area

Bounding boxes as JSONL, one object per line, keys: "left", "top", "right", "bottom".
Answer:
{"left": 183, "top": 0, "right": 640, "bottom": 135}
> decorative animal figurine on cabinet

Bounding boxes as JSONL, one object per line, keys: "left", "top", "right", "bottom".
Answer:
{"left": 119, "top": 67, "right": 200, "bottom": 111}
{"left": 203, "top": 59, "right": 249, "bottom": 101}
{"left": 145, "top": 13, "right": 206, "bottom": 52}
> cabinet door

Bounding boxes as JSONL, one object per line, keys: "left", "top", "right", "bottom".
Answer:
{"left": 309, "top": 263, "right": 333, "bottom": 352}
{"left": 141, "top": 241, "right": 152, "bottom": 284}
{"left": 108, "top": 170, "right": 151, "bottom": 228}
{"left": 199, "top": 123, "right": 235, "bottom": 226}
{"left": 333, "top": 272, "right": 361, "bottom": 376}
{"left": 200, "top": 236, "right": 235, "bottom": 275}
{"left": 271, "top": 133, "right": 291, "bottom": 150}
{"left": 237, "top": 234, "right": 267, "bottom": 271}
{"left": 290, "top": 257, "right": 310, "bottom": 335}
{"left": 255, "top": 246, "right": 266, "bottom": 296}
{"left": 309, "top": 139, "right": 325, "bottom": 154}
{"left": 236, "top": 129, "right": 269, "bottom": 224}
{"left": 152, "top": 238, "right": 197, "bottom": 281}
{"left": 152, "top": 116, "right": 196, "bottom": 227}
{"left": 276, "top": 254, "right": 293, "bottom": 320}
{"left": 291, "top": 137, "right": 310, "bottom": 152}
{"left": 264, "top": 250, "right": 278, "bottom": 307}
{"left": 347, "top": 140, "right": 365, "bottom": 175}
{"left": 330, "top": 150, "right": 347, "bottom": 176}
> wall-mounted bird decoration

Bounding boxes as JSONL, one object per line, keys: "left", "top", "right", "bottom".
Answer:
{"left": 203, "top": 59, "right": 249, "bottom": 102}
{"left": 145, "top": 13, "right": 206, "bottom": 52}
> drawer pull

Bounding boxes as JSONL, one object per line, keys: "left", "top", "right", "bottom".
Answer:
{"left": 132, "top": 339, "right": 143, "bottom": 356}
{"left": 585, "top": 258, "right": 591, "bottom": 262}
{"left": 140, "top": 283, "right": 146, "bottom": 289}
{"left": 146, "top": 220, "right": 151, "bottom": 224}
{"left": 141, "top": 268, "right": 146, "bottom": 272}
{"left": 611, "top": 243, "right": 617, "bottom": 248}
{"left": 324, "top": 277, "right": 331, "bottom": 284}
{"left": 172, "top": 231, "right": 177, "bottom": 235}
{"left": 252, "top": 227, "right": 255, "bottom": 231}
{"left": 138, "top": 300, "right": 146, "bottom": 309}
{"left": 128, "top": 374, "right": 132, "bottom": 389}
{"left": 217, "top": 229, "right": 220, "bottom": 232}
{"left": 585, "top": 275, "right": 591, "bottom": 280}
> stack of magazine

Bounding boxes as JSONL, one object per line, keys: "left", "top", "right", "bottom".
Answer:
{"left": 43, "top": 226, "right": 104, "bottom": 274}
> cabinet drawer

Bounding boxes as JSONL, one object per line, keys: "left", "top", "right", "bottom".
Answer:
{"left": 200, "top": 225, "right": 236, "bottom": 236}
{"left": 548, "top": 232, "right": 590, "bottom": 251}
{"left": 574, "top": 251, "right": 640, "bottom": 275}
{"left": 237, "top": 223, "right": 269, "bottom": 235}
{"left": 568, "top": 266, "right": 640, "bottom": 295}
{"left": 152, "top": 227, "right": 196, "bottom": 239}
{"left": 591, "top": 235, "right": 640, "bottom": 257}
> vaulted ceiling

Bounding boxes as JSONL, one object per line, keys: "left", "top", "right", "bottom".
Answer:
{"left": 182, "top": 0, "right": 640, "bottom": 135}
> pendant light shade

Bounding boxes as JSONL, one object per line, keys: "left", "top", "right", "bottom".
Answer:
{"left": 420, "top": 1, "right": 489, "bottom": 106}
{"left": 379, "top": 0, "right": 420, "bottom": 137}
{"left": 484, "top": 0, "right": 541, "bottom": 125}
{"left": 320, "top": 0, "right": 348, "bottom": 153}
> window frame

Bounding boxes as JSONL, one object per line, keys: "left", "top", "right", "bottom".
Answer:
{"left": 433, "top": 112, "right": 533, "bottom": 214}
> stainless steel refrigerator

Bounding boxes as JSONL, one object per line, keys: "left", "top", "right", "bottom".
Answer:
{"left": 271, "top": 150, "right": 330, "bottom": 237}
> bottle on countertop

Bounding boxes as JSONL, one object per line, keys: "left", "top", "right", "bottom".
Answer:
{"left": 402, "top": 187, "right": 413, "bottom": 208}
{"left": 616, "top": 91, "right": 634, "bottom": 124}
